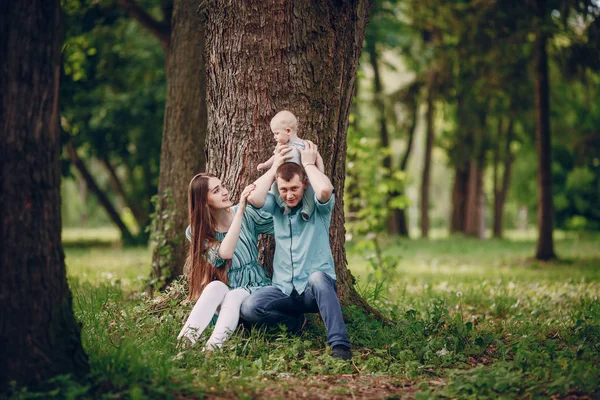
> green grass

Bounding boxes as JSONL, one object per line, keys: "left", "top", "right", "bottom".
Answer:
{"left": 9, "top": 229, "right": 599, "bottom": 399}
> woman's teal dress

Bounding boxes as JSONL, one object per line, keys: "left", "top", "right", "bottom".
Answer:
{"left": 186, "top": 205, "right": 273, "bottom": 292}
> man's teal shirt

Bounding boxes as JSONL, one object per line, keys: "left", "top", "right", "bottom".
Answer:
{"left": 260, "top": 192, "right": 336, "bottom": 295}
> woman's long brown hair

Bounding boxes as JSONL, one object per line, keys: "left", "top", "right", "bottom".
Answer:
{"left": 185, "top": 173, "right": 229, "bottom": 300}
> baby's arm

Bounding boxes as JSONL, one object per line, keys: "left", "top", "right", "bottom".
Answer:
{"left": 257, "top": 154, "right": 275, "bottom": 171}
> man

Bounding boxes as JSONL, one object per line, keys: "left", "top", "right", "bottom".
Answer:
{"left": 242, "top": 141, "right": 352, "bottom": 360}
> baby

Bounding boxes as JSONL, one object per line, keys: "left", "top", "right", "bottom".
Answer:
{"left": 257, "top": 110, "right": 324, "bottom": 221}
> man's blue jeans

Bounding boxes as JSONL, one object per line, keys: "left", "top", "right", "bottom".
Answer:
{"left": 240, "top": 271, "right": 351, "bottom": 349}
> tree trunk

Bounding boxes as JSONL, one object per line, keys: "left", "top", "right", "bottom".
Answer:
{"left": 151, "top": 0, "right": 208, "bottom": 287}
{"left": 0, "top": 0, "right": 89, "bottom": 387}
{"left": 450, "top": 96, "right": 470, "bottom": 235}
{"left": 464, "top": 157, "right": 485, "bottom": 237}
{"left": 493, "top": 119, "right": 515, "bottom": 238}
{"left": 464, "top": 112, "right": 488, "bottom": 239}
{"left": 79, "top": 177, "right": 88, "bottom": 228}
{"left": 420, "top": 72, "right": 436, "bottom": 238}
{"left": 533, "top": 2, "right": 556, "bottom": 260}
{"left": 205, "top": 0, "right": 378, "bottom": 314}
{"left": 67, "top": 141, "right": 137, "bottom": 245}
{"left": 392, "top": 87, "right": 419, "bottom": 237}
{"left": 492, "top": 119, "right": 501, "bottom": 237}
{"left": 120, "top": 0, "right": 171, "bottom": 52}
{"left": 367, "top": 41, "right": 397, "bottom": 234}
{"left": 102, "top": 157, "right": 149, "bottom": 229}
{"left": 450, "top": 164, "right": 469, "bottom": 233}
{"left": 464, "top": 159, "right": 479, "bottom": 235}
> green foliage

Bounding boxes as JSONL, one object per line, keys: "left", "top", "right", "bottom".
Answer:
{"left": 60, "top": 0, "right": 166, "bottom": 237}
{"left": 345, "top": 124, "right": 408, "bottom": 237}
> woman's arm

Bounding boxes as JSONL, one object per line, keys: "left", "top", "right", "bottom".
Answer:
{"left": 217, "top": 184, "right": 255, "bottom": 259}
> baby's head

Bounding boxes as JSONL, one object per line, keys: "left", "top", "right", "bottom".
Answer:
{"left": 270, "top": 110, "right": 298, "bottom": 145}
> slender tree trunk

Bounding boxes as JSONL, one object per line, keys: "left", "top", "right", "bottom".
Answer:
{"left": 464, "top": 159, "right": 479, "bottom": 235}
{"left": 119, "top": 0, "right": 171, "bottom": 52}
{"left": 465, "top": 110, "right": 488, "bottom": 239}
{"left": 450, "top": 96, "right": 469, "bottom": 234}
{"left": 0, "top": 0, "right": 89, "bottom": 387}
{"left": 79, "top": 177, "right": 88, "bottom": 228}
{"left": 391, "top": 87, "right": 418, "bottom": 236}
{"left": 465, "top": 153, "right": 486, "bottom": 238}
{"left": 205, "top": 0, "right": 378, "bottom": 314}
{"left": 346, "top": 75, "right": 360, "bottom": 221}
{"left": 101, "top": 157, "right": 149, "bottom": 229}
{"left": 493, "top": 119, "right": 514, "bottom": 238}
{"left": 533, "top": 1, "right": 556, "bottom": 260}
{"left": 492, "top": 119, "right": 502, "bottom": 237}
{"left": 67, "top": 141, "right": 136, "bottom": 244}
{"left": 450, "top": 164, "right": 469, "bottom": 233}
{"left": 368, "top": 41, "right": 399, "bottom": 234}
{"left": 366, "top": 42, "right": 390, "bottom": 171}
{"left": 420, "top": 72, "right": 436, "bottom": 238}
{"left": 151, "top": 0, "right": 208, "bottom": 286}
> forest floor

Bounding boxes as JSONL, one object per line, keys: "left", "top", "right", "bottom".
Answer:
{"left": 11, "top": 229, "right": 599, "bottom": 399}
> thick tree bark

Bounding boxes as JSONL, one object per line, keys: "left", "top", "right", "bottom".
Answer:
{"left": 0, "top": 0, "right": 89, "bottom": 387}
{"left": 151, "top": 0, "right": 208, "bottom": 286}
{"left": 533, "top": 2, "right": 556, "bottom": 260}
{"left": 67, "top": 141, "right": 137, "bottom": 245}
{"left": 205, "top": 0, "right": 378, "bottom": 314}
{"left": 420, "top": 72, "right": 436, "bottom": 238}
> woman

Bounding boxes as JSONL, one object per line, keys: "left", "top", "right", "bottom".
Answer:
{"left": 177, "top": 173, "right": 273, "bottom": 351}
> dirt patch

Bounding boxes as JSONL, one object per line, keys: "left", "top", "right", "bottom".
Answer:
{"left": 254, "top": 375, "right": 429, "bottom": 400}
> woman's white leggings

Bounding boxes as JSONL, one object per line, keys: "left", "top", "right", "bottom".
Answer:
{"left": 177, "top": 281, "right": 249, "bottom": 349}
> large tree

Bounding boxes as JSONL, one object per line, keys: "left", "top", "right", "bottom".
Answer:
{"left": 61, "top": 1, "right": 166, "bottom": 243}
{"left": 150, "top": 0, "right": 207, "bottom": 286}
{"left": 204, "top": 0, "right": 375, "bottom": 309}
{"left": 0, "top": 0, "right": 89, "bottom": 387}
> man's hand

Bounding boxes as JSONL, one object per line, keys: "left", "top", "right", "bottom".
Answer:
{"left": 271, "top": 145, "right": 293, "bottom": 170}
{"left": 299, "top": 140, "right": 319, "bottom": 168}
{"left": 299, "top": 140, "right": 333, "bottom": 202}
{"left": 249, "top": 146, "right": 292, "bottom": 208}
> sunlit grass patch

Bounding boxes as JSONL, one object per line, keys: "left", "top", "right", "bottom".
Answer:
{"left": 50, "top": 233, "right": 600, "bottom": 399}
{"left": 65, "top": 246, "right": 150, "bottom": 290}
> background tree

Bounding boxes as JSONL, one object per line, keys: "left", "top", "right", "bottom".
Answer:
{"left": 204, "top": 0, "right": 377, "bottom": 311}
{"left": 62, "top": 0, "right": 166, "bottom": 244}
{"left": 0, "top": 0, "right": 88, "bottom": 387}
{"left": 119, "top": 0, "right": 208, "bottom": 286}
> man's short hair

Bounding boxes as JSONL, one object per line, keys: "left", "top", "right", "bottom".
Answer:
{"left": 276, "top": 162, "right": 304, "bottom": 182}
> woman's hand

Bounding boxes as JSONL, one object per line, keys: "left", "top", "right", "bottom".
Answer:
{"left": 238, "top": 183, "right": 256, "bottom": 209}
